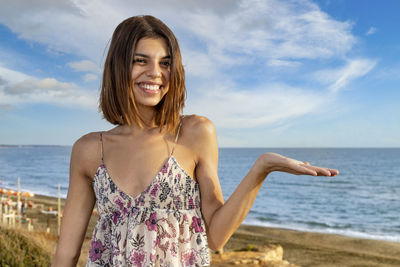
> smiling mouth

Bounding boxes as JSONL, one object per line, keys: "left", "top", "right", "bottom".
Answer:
{"left": 137, "top": 82, "right": 163, "bottom": 92}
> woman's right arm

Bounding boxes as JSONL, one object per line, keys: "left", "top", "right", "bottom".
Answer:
{"left": 52, "top": 134, "right": 97, "bottom": 266}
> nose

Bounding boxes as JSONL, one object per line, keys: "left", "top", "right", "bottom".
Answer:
{"left": 146, "top": 61, "right": 162, "bottom": 78}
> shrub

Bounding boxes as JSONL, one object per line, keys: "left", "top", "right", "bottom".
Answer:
{"left": 0, "top": 226, "right": 51, "bottom": 267}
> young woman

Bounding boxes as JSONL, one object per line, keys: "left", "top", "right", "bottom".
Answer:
{"left": 52, "top": 15, "right": 338, "bottom": 267}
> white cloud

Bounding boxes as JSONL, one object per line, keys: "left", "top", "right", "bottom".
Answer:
{"left": 0, "top": 65, "right": 30, "bottom": 82}
{"left": 68, "top": 60, "right": 101, "bottom": 74}
{"left": 0, "top": 103, "right": 13, "bottom": 111}
{"left": 311, "top": 59, "right": 377, "bottom": 92}
{"left": 0, "top": 0, "right": 356, "bottom": 67}
{"left": 267, "top": 59, "right": 301, "bottom": 67}
{"left": 180, "top": 0, "right": 354, "bottom": 62}
{"left": 0, "top": 0, "right": 369, "bottom": 137}
{"left": 186, "top": 83, "right": 327, "bottom": 129}
{"left": 0, "top": 66, "right": 97, "bottom": 109}
{"left": 83, "top": 73, "right": 99, "bottom": 82}
{"left": 366, "top": 27, "right": 377, "bottom": 36}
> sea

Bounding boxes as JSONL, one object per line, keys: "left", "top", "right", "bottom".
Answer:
{"left": 0, "top": 146, "right": 399, "bottom": 243}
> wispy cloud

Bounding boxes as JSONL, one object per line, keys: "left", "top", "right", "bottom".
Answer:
{"left": 311, "top": 59, "right": 377, "bottom": 92}
{"left": 83, "top": 73, "right": 99, "bottom": 82}
{"left": 179, "top": 0, "right": 355, "bottom": 75}
{"left": 186, "top": 83, "right": 328, "bottom": 128}
{"left": 68, "top": 60, "right": 101, "bottom": 82}
{"left": 0, "top": 0, "right": 356, "bottom": 67}
{"left": 0, "top": 0, "right": 372, "bottom": 133}
{"left": 68, "top": 60, "right": 101, "bottom": 74}
{"left": 366, "top": 26, "right": 377, "bottom": 36}
{"left": 267, "top": 59, "right": 301, "bottom": 67}
{"left": 0, "top": 103, "right": 13, "bottom": 111}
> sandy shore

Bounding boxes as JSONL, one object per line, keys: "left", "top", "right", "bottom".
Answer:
{"left": 228, "top": 225, "right": 400, "bottom": 267}
{"left": 3, "top": 193, "right": 400, "bottom": 266}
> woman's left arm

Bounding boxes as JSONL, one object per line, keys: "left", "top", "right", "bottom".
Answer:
{"left": 192, "top": 117, "right": 338, "bottom": 251}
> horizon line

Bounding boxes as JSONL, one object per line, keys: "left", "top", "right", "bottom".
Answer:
{"left": 1, "top": 144, "right": 399, "bottom": 149}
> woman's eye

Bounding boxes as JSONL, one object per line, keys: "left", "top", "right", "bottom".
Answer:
{"left": 133, "top": 58, "right": 146, "bottom": 64}
{"left": 161, "top": 61, "right": 170, "bottom": 67}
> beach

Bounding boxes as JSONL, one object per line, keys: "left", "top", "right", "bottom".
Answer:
{"left": 2, "top": 193, "right": 400, "bottom": 266}
{"left": 228, "top": 225, "right": 400, "bottom": 267}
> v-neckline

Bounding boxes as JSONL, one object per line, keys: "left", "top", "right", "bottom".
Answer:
{"left": 97, "top": 156, "right": 173, "bottom": 201}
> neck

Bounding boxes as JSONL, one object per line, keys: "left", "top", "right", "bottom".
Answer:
{"left": 137, "top": 104, "right": 158, "bottom": 128}
{"left": 119, "top": 105, "right": 163, "bottom": 135}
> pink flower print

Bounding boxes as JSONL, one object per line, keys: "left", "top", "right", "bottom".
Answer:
{"left": 101, "top": 220, "right": 107, "bottom": 231}
{"left": 183, "top": 213, "right": 188, "bottom": 222}
{"left": 150, "top": 253, "right": 156, "bottom": 262}
{"left": 130, "top": 251, "right": 146, "bottom": 267}
{"left": 96, "top": 167, "right": 102, "bottom": 176}
{"left": 113, "top": 210, "right": 121, "bottom": 224}
{"left": 159, "top": 240, "right": 170, "bottom": 252}
{"left": 191, "top": 216, "right": 204, "bottom": 233}
{"left": 170, "top": 242, "right": 178, "bottom": 257}
{"left": 183, "top": 251, "right": 196, "bottom": 266}
{"left": 153, "top": 237, "right": 161, "bottom": 248}
{"left": 161, "top": 162, "right": 169, "bottom": 174}
{"left": 89, "top": 240, "right": 104, "bottom": 262}
{"left": 145, "top": 212, "right": 158, "bottom": 231}
{"left": 135, "top": 194, "right": 145, "bottom": 206}
{"left": 115, "top": 196, "right": 129, "bottom": 216}
{"left": 188, "top": 197, "right": 194, "bottom": 209}
{"left": 174, "top": 196, "right": 182, "bottom": 209}
{"left": 150, "top": 184, "right": 159, "bottom": 197}
{"left": 114, "top": 196, "right": 124, "bottom": 210}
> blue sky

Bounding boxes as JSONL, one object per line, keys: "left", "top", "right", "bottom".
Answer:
{"left": 0, "top": 0, "right": 399, "bottom": 147}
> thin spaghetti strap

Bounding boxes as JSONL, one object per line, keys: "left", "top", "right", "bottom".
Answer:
{"left": 99, "top": 132, "right": 104, "bottom": 163}
{"left": 170, "top": 116, "right": 184, "bottom": 156}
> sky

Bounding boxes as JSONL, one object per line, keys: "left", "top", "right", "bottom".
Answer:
{"left": 0, "top": 0, "right": 399, "bottom": 147}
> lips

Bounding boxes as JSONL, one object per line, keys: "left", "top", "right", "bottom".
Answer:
{"left": 137, "top": 82, "right": 163, "bottom": 94}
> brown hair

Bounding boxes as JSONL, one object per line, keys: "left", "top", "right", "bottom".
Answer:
{"left": 99, "top": 15, "right": 186, "bottom": 132}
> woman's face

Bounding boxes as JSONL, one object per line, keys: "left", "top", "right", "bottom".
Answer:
{"left": 131, "top": 37, "right": 171, "bottom": 109}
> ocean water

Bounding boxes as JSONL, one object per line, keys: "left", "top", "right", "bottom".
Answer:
{"left": 0, "top": 146, "right": 399, "bottom": 243}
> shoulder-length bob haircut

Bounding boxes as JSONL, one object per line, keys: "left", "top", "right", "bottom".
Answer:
{"left": 99, "top": 15, "right": 186, "bottom": 132}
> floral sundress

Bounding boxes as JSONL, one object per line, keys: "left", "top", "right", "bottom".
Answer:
{"left": 86, "top": 124, "right": 210, "bottom": 267}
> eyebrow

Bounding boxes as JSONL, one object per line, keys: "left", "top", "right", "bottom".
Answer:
{"left": 134, "top": 53, "right": 171, "bottom": 59}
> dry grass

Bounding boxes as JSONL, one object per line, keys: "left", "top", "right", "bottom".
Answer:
{"left": 0, "top": 226, "right": 52, "bottom": 266}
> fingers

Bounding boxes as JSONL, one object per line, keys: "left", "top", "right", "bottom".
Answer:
{"left": 328, "top": 168, "right": 339, "bottom": 176}
{"left": 294, "top": 163, "right": 317, "bottom": 176}
{"left": 280, "top": 156, "right": 338, "bottom": 177}
{"left": 300, "top": 166, "right": 318, "bottom": 176}
{"left": 300, "top": 163, "right": 338, "bottom": 177}
{"left": 317, "top": 167, "right": 332, "bottom": 176}
{"left": 314, "top": 167, "right": 339, "bottom": 177}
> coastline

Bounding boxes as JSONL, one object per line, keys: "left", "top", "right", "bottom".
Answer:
{"left": 2, "top": 193, "right": 400, "bottom": 266}
{"left": 230, "top": 225, "right": 400, "bottom": 267}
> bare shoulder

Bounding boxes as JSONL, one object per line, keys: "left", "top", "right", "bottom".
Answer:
{"left": 70, "top": 131, "right": 103, "bottom": 180}
{"left": 181, "top": 114, "right": 216, "bottom": 139}
{"left": 72, "top": 132, "right": 100, "bottom": 156}
{"left": 181, "top": 115, "right": 217, "bottom": 160}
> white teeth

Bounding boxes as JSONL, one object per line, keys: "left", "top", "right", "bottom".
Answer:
{"left": 141, "top": 83, "right": 160, "bottom": 90}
